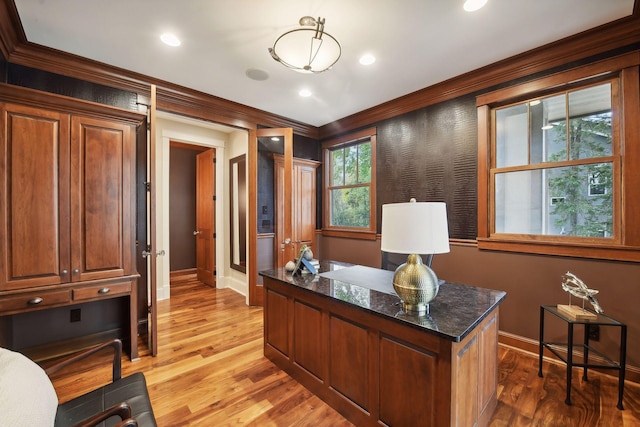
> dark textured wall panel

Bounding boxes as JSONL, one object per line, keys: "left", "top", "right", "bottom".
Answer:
{"left": 8, "top": 63, "right": 137, "bottom": 110}
{"left": 0, "top": 54, "right": 7, "bottom": 83}
{"left": 258, "top": 150, "right": 275, "bottom": 234}
{"left": 377, "top": 95, "right": 478, "bottom": 239}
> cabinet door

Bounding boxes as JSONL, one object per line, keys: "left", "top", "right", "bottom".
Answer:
{"left": 70, "top": 116, "right": 135, "bottom": 282}
{"left": 0, "top": 104, "right": 71, "bottom": 291}
{"left": 294, "top": 162, "right": 318, "bottom": 254}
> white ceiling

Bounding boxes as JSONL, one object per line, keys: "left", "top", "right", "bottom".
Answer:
{"left": 13, "top": 0, "right": 635, "bottom": 127}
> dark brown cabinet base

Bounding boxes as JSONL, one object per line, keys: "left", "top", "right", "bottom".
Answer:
{"left": 262, "top": 265, "right": 503, "bottom": 427}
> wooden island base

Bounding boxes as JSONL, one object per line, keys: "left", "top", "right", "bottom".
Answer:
{"left": 261, "top": 262, "right": 505, "bottom": 427}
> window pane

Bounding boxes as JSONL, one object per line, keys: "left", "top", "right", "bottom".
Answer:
{"left": 331, "top": 149, "right": 344, "bottom": 186}
{"left": 529, "top": 95, "right": 567, "bottom": 164}
{"left": 495, "top": 163, "right": 613, "bottom": 237}
{"left": 568, "top": 84, "right": 612, "bottom": 160}
{"left": 496, "top": 104, "right": 528, "bottom": 167}
{"left": 330, "top": 187, "right": 370, "bottom": 228}
{"left": 358, "top": 142, "right": 371, "bottom": 183}
{"left": 548, "top": 163, "right": 612, "bottom": 237}
{"left": 344, "top": 145, "right": 358, "bottom": 185}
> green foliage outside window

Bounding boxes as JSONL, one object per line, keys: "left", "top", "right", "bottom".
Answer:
{"left": 548, "top": 113, "right": 613, "bottom": 237}
{"left": 329, "top": 141, "right": 372, "bottom": 228}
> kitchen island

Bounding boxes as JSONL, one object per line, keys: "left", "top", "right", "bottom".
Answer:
{"left": 260, "top": 261, "right": 506, "bottom": 427}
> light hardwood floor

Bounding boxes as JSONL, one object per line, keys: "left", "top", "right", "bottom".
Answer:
{"left": 49, "top": 275, "right": 640, "bottom": 426}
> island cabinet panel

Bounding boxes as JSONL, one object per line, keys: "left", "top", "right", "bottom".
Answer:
{"left": 261, "top": 262, "right": 505, "bottom": 427}
{"left": 451, "top": 310, "right": 499, "bottom": 427}
{"left": 328, "top": 315, "right": 370, "bottom": 412}
{"left": 0, "top": 84, "right": 145, "bottom": 359}
{"left": 293, "top": 300, "right": 325, "bottom": 380}
{"left": 379, "top": 336, "right": 440, "bottom": 426}
{"left": 265, "top": 288, "right": 289, "bottom": 356}
{"left": 452, "top": 335, "right": 479, "bottom": 427}
{"left": 478, "top": 310, "right": 499, "bottom": 424}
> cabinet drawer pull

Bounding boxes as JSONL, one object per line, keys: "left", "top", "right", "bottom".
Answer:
{"left": 28, "top": 297, "right": 44, "bottom": 305}
{"left": 98, "top": 287, "right": 110, "bottom": 294}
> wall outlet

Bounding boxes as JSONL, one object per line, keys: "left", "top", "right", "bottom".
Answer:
{"left": 70, "top": 308, "right": 81, "bottom": 323}
{"left": 588, "top": 324, "right": 599, "bottom": 341}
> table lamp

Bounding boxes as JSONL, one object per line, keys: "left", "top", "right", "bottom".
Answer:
{"left": 381, "top": 199, "right": 450, "bottom": 314}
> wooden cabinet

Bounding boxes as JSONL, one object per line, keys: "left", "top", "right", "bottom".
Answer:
{"left": 262, "top": 264, "right": 504, "bottom": 427}
{"left": 0, "top": 84, "right": 143, "bottom": 359}
{"left": 274, "top": 155, "right": 320, "bottom": 266}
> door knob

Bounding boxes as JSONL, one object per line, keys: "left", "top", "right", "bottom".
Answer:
{"left": 284, "top": 238, "right": 291, "bottom": 244}
{"left": 142, "top": 249, "right": 166, "bottom": 258}
{"left": 193, "top": 230, "right": 201, "bottom": 235}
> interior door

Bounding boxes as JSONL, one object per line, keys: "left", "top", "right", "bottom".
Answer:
{"left": 249, "top": 128, "right": 293, "bottom": 306}
{"left": 196, "top": 148, "right": 216, "bottom": 286}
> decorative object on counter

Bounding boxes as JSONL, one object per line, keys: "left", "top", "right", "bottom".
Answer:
{"left": 291, "top": 245, "right": 318, "bottom": 275}
{"left": 285, "top": 260, "right": 296, "bottom": 272}
{"left": 558, "top": 271, "right": 602, "bottom": 320}
{"left": 268, "top": 16, "right": 341, "bottom": 74}
{"left": 381, "top": 198, "right": 450, "bottom": 314}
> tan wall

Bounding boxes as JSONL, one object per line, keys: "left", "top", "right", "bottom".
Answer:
{"left": 317, "top": 234, "right": 640, "bottom": 373}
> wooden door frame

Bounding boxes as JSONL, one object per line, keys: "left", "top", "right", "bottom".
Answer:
{"left": 248, "top": 128, "right": 293, "bottom": 307}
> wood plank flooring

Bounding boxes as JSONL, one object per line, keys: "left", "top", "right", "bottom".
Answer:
{"left": 48, "top": 276, "right": 640, "bottom": 426}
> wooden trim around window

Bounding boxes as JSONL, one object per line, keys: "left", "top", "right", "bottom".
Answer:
{"left": 477, "top": 105, "right": 490, "bottom": 239}
{"left": 476, "top": 52, "right": 640, "bottom": 107}
{"left": 621, "top": 66, "right": 640, "bottom": 247}
{"left": 477, "top": 58, "right": 640, "bottom": 261}
{"left": 322, "top": 128, "right": 377, "bottom": 240}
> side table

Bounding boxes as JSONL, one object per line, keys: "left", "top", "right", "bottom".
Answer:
{"left": 538, "top": 305, "right": 626, "bottom": 410}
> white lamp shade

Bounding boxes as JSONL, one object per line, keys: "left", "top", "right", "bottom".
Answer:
{"left": 381, "top": 201, "right": 450, "bottom": 255}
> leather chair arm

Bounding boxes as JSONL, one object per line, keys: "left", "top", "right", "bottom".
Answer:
{"left": 44, "top": 339, "right": 122, "bottom": 382}
{"left": 72, "top": 402, "right": 133, "bottom": 427}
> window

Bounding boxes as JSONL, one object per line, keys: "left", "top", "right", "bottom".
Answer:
{"left": 322, "top": 128, "right": 376, "bottom": 239}
{"left": 493, "top": 82, "right": 614, "bottom": 238}
{"left": 476, "top": 54, "right": 640, "bottom": 261}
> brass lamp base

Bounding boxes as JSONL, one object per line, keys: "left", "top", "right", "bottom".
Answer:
{"left": 392, "top": 254, "right": 439, "bottom": 315}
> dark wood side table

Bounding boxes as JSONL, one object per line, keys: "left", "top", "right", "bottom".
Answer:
{"left": 538, "top": 305, "right": 626, "bottom": 410}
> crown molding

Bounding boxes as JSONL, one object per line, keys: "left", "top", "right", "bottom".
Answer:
{"left": 0, "top": 0, "right": 25, "bottom": 58}
{"left": 0, "top": 0, "right": 318, "bottom": 138}
{"left": 318, "top": 12, "right": 640, "bottom": 139}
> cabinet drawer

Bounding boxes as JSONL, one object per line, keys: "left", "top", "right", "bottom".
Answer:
{"left": 73, "top": 282, "right": 131, "bottom": 302}
{"left": 0, "top": 290, "right": 71, "bottom": 315}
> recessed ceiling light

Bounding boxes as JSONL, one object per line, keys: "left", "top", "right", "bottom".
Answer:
{"left": 160, "top": 33, "right": 181, "bottom": 47}
{"left": 463, "top": 0, "right": 488, "bottom": 12}
{"left": 359, "top": 54, "right": 376, "bottom": 66}
{"left": 299, "top": 89, "right": 312, "bottom": 97}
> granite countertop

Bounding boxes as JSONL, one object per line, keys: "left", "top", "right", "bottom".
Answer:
{"left": 259, "top": 260, "right": 507, "bottom": 342}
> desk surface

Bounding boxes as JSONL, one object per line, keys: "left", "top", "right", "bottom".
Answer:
{"left": 260, "top": 260, "right": 506, "bottom": 342}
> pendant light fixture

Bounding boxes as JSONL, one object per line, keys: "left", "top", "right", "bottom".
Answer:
{"left": 268, "top": 16, "right": 341, "bottom": 73}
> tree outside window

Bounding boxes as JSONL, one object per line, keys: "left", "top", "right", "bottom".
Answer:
{"left": 322, "top": 128, "right": 377, "bottom": 238}
{"left": 329, "top": 140, "right": 372, "bottom": 227}
{"left": 492, "top": 82, "right": 614, "bottom": 239}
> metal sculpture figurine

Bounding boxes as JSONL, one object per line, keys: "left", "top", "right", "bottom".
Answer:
{"left": 561, "top": 271, "right": 603, "bottom": 313}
